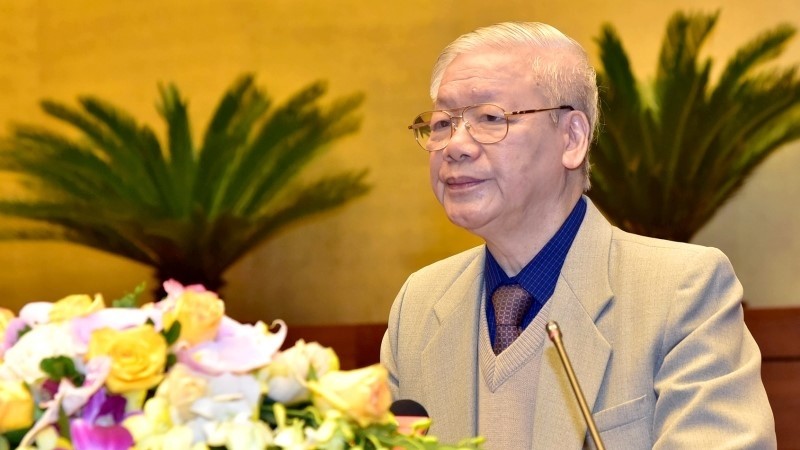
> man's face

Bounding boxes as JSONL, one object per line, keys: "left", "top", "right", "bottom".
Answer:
{"left": 430, "top": 47, "right": 571, "bottom": 240}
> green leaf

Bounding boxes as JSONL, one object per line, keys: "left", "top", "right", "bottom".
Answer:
{"left": 15, "top": 324, "right": 32, "bottom": 341}
{"left": 40, "top": 356, "right": 85, "bottom": 386}
{"left": 58, "top": 405, "right": 71, "bottom": 441}
{"left": 165, "top": 353, "right": 177, "bottom": 372}
{"left": 112, "top": 281, "right": 147, "bottom": 308}
{"left": 162, "top": 320, "right": 182, "bottom": 345}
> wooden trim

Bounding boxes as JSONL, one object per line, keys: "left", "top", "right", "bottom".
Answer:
{"left": 283, "top": 323, "right": 386, "bottom": 370}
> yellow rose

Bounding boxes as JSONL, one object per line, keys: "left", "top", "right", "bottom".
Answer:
{"left": 87, "top": 325, "right": 167, "bottom": 393}
{"left": 49, "top": 294, "right": 104, "bottom": 322}
{"left": 310, "top": 364, "right": 393, "bottom": 427}
{"left": 0, "top": 379, "right": 34, "bottom": 433}
{"left": 164, "top": 291, "right": 224, "bottom": 345}
{"left": 0, "top": 307, "right": 14, "bottom": 361}
{"left": 0, "top": 307, "right": 14, "bottom": 331}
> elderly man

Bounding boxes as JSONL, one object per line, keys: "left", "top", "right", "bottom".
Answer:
{"left": 381, "top": 22, "right": 775, "bottom": 449}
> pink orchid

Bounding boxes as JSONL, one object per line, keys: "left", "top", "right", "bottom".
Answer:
{"left": 70, "top": 308, "right": 165, "bottom": 351}
{"left": 154, "top": 279, "right": 212, "bottom": 314}
{"left": 1, "top": 317, "right": 29, "bottom": 358}
{"left": 69, "top": 387, "right": 133, "bottom": 450}
{"left": 163, "top": 279, "right": 208, "bottom": 299}
{"left": 178, "top": 319, "right": 287, "bottom": 375}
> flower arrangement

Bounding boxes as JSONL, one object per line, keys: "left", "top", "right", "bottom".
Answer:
{"left": 0, "top": 282, "right": 483, "bottom": 450}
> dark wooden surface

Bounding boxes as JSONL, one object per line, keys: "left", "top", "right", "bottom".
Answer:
{"left": 285, "top": 309, "right": 799, "bottom": 448}
{"left": 744, "top": 307, "right": 800, "bottom": 449}
{"left": 283, "top": 323, "right": 386, "bottom": 370}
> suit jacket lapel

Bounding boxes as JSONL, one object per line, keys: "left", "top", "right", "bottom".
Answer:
{"left": 532, "top": 197, "right": 614, "bottom": 449}
{"left": 422, "top": 250, "right": 485, "bottom": 438}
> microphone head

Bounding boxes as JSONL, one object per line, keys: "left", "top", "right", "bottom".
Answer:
{"left": 546, "top": 320, "right": 562, "bottom": 341}
{"left": 390, "top": 399, "right": 429, "bottom": 417}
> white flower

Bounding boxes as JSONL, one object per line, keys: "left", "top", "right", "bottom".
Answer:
{"left": 272, "top": 421, "right": 308, "bottom": 450}
{"left": 190, "top": 372, "right": 261, "bottom": 421}
{"left": 262, "top": 339, "right": 339, "bottom": 405}
{"left": 181, "top": 372, "right": 262, "bottom": 444}
{"left": 204, "top": 419, "right": 273, "bottom": 450}
{"left": 2, "top": 322, "right": 81, "bottom": 384}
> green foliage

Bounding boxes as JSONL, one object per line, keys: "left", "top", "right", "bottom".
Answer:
{"left": 162, "top": 320, "right": 182, "bottom": 346}
{"left": 258, "top": 400, "right": 484, "bottom": 449}
{"left": 111, "top": 281, "right": 147, "bottom": 308}
{"left": 0, "top": 74, "right": 371, "bottom": 290}
{"left": 40, "top": 356, "right": 85, "bottom": 386}
{"left": 590, "top": 11, "right": 800, "bottom": 241}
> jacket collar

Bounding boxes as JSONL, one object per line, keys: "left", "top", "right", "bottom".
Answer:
{"left": 532, "top": 196, "right": 614, "bottom": 448}
{"left": 420, "top": 196, "right": 615, "bottom": 447}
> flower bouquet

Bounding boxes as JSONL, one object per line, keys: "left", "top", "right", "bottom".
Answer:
{"left": 0, "top": 281, "right": 483, "bottom": 450}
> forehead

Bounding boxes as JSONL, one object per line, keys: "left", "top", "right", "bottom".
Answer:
{"left": 435, "top": 46, "right": 543, "bottom": 109}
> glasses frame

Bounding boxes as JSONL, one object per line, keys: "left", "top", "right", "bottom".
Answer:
{"left": 408, "top": 103, "right": 574, "bottom": 152}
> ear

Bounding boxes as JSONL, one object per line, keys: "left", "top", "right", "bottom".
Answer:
{"left": 560, "top": 110, "right": 590, "bottom": 170}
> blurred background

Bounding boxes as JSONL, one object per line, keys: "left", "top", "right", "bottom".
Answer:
{"left": 1, "top": 0, "right": 798, "bottom": 325}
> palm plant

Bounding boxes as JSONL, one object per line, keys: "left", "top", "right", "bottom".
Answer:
{"left": 590, "top": 10, "right": 800, "bottom": 242}
{"left": 0, "top": 74, "right": 370, "bottom": 295}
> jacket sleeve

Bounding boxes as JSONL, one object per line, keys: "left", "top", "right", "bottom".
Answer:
{"left": 380, "top": 276, "right": 411, "bottom": 402}
{"left": 652, "top": 246, "right": 776, "bottom": 449}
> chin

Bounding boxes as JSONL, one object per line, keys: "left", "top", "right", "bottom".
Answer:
{"left": 444, "top": 209, "right": 491, "bottom": 234}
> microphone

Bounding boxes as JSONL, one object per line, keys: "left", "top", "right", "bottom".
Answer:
{"left": 546, "top": 321, "right": 606, "bottom": 450}
{"left": 390, "top": 399, "right": 430, "bottom": 436}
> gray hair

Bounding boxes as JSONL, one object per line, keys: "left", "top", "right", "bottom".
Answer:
{"left": 430, "top": 22, "right": 598, "bottom": 189}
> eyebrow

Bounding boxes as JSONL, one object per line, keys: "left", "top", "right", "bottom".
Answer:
{"left": 436, "top": 89, "right": 502, "bottom": 110}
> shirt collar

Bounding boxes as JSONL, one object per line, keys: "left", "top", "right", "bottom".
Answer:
{"left": 484, "top": 196, "right": 587, "bottom": 304}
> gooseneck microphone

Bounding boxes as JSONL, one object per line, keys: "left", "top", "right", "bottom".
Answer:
{"left": 546, "top": 321, "right": 606, "bottom": 450}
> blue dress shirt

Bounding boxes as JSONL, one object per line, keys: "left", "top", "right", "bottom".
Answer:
{"left": 484, "top": 197, "right": 587, "bottom": 346}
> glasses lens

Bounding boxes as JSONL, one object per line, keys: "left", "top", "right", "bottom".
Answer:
{"left": 411, "top": 111, "right": 451, "bottom": 152}
{"left": 464, "top": 104, "right": 508, "bottom": 144}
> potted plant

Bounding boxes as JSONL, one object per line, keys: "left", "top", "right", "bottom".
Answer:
{"left": 0, "top": 74, "right": 370, "bottom": 295}
{"left": 590, "top": 10, "right": 800, "bottom": 242}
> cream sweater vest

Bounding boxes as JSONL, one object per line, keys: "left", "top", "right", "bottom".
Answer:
{"left": 478, "top": 300, "right": 552, "bottom": 449}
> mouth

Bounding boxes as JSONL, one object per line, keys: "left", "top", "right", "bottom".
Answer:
{"left": 444, "top": 176, "right": 484, "bottom": 190}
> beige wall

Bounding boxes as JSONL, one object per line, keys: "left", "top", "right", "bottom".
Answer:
{"left": 0, "top": 0, "right": 798, "bottom": 324}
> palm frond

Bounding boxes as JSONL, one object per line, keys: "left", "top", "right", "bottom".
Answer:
{"left": 216, "top": 169, "right": 371, "bottom": 271}
{"left": 195, "top": 75, "right": 272, "bottom": 214}
{"left": 590, "top": 11, "right": 800, "bottom": 241}
{"left": 0, "top": 74, "right": 371, "bottom": 291}
{"left": 157, "top": 83, "right": 196, "bottom": 216}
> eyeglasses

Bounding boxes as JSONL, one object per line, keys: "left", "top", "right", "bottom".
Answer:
{"left": 408, "top": 103, "right": 574, "bottom": 152}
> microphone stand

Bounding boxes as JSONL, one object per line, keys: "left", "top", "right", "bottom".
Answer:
{"left": 546, "top": 321, "right": 606, "bottom": 450}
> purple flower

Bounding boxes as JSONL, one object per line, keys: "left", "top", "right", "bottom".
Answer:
{"left": 68, "top": 388, "right": 133, "bottom": 450}
{"left": 70, "top": 418, "right": 134, "bottom": 450}
{"left": 83, "top": 388, "right": 127, "bottom": 424}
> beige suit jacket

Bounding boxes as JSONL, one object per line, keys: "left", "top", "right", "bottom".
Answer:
{"left": 381, "top": 198, "right": 776, "bottom": 449}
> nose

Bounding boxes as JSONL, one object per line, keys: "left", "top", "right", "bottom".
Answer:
{"left": 442, "top": 117, "right": 478, "bottom": 161}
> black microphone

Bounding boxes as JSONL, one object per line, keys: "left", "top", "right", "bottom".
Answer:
{"left": 390, "top": 399, "right": 430, "bottom": 435}
{"left": 546, "top": 321, "right": 606, "bottom": 450}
